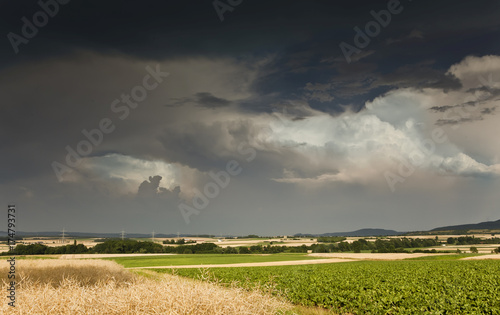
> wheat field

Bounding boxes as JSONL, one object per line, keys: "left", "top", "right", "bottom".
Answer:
{"left": 0, "top": 259, "right": 293, "bottom": 314}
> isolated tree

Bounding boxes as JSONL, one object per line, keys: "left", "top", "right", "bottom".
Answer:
{"left": 470, "top": 246, "right": 479, "bottom": 254}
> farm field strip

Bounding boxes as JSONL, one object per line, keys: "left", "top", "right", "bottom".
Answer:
{"left": 106, "top": 253, "right": 326, "bottom": 268}
{"left": 462, "top": 254, "right": 500, "bottom": 260}
{"left": 59, "top": 253, "right": 176, "bottom": 259}
{"left": 130, "top": 257, "right": 355, "bottom": 269}
{"left": 307, "top": 252, "right": 448, "bottom": 260}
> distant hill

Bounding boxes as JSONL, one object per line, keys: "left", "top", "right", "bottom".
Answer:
{"left": 7, "top": 220, "right": 500, "bottom": 239}
{"left": 431, "top": 219, "right": 500, "bottom": 232}
{"left": 320, "top": 228, "right": 403, "bottom": 237}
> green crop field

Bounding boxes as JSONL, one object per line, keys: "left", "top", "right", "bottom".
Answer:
{"left": 107, "top": 253, "right": 322, "bottom": 268}
{"left": 158, "top": 260, "right": 500, "bottom": 314}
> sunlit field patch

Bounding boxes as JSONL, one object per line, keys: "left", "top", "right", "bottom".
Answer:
{"left": 162, "top": 260, "right": 500, "bottom": 314}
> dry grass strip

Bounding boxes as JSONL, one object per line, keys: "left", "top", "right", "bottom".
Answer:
{"left": 0, "top": 259, "right": 293, "bottom": 314}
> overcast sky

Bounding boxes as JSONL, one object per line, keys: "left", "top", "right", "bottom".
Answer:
{"left": 1, "top": 0, "right": 500, "bottom": 235}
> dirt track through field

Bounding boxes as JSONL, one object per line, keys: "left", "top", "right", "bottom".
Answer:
{"left": 129, "top": 258, "right": 355, "bottom": 269}
{"left": 461, "top": 254, "right": 500, "bottom": 260}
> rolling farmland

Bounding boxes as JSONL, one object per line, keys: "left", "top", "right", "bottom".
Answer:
{"left": 161, "top": 259, "right": 500, "bottom": 314}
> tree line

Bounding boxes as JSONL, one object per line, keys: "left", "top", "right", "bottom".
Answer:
{"left": 2, "top": 237, "right": 471, "bottom": 256}
{"left": 312, "top": 238, "right": 440, "bottom": 253}
{"left": 446, "top": 236, "right": 500, "bottom": 245}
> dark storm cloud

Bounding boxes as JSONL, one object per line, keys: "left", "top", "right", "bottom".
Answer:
{"left": 371, "top": 63, "right": 462, "bottom": 91}
{"left": 435, "top": 117, "right": 477, "bottom": 126}
{"left": 434, "top": 109, "right": 497, "bottom": 126}
{"left": 429, "top": 105, "right": 454, "bottom": 113}
{"left": 1, "top": 0, "right": 500, "bottom": 234}
{"left": 0, "top": 0, "right": 379, "bottom": 68}
{"left": 289, "top": 60, "right": 462, "bottom": 114}
{"left": 167, "top": 92, "right": 232, "bottom": 108}
{"left": 156, "top": 120, "right": 257, "bottom": 172}
{"left": 1, "top": 0, "right": 498, "bottom": 166}
{"left": 429, "top": 86, "right": 500, "bottom": 125}
{"left": 195, "top": 92, "right": 232, "bottom": 108}
{"left": 2, "top": 0, "right": 499, "bottom": 112}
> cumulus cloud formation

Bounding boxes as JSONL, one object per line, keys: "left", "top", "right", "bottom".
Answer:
{"left": 448, "top": 55, "right": 500, "bottom": 90}
{"left": 138, "top": 175, "right": 163, "bottom": 197}
{"left": 104, "top": 55, "right": 499, "bottom": 194}
{"left": 138, "top": 175, "right": 181, "bottom": 199}
{"left": 255, "top": 55, "right": 500, "bottom": 186}
{"left": 41, "top": 55, "right": 500, "bottom": 199}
